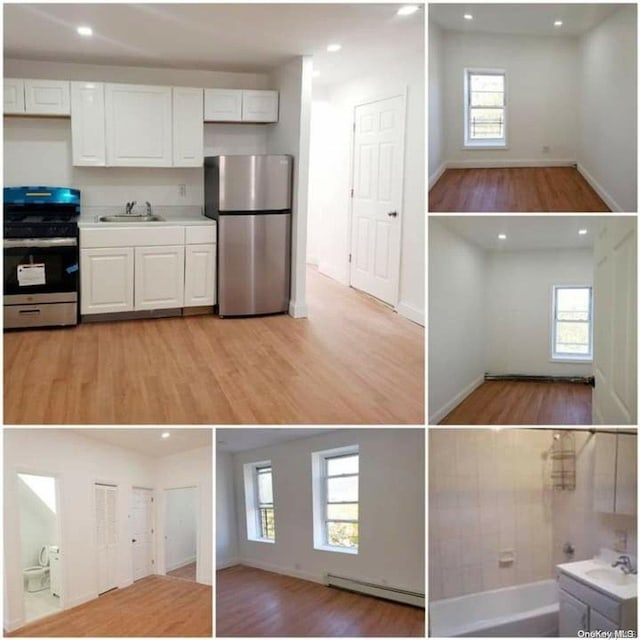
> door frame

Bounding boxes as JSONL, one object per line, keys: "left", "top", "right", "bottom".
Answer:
{"left": 92, "top": 478, "right": 119, "bottom": 595}
{"left": 14, "top": 467, "right": 66, "bottom": 626}
{"left": 129, "top": 486, "right": 155, "bottom": 582}
{"left": 347, "top": 86, "right": 408, "bottom": 309}
{"left": 160, "top": 484, "right": 200, "bottom": 582}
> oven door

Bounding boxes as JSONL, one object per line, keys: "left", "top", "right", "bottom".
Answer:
{"left": 4, "top": 238, "right": 79, "bottom": 303}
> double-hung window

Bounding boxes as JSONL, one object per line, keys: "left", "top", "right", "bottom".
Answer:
{"left": 243, "top": 460, "right": 275, "bottom": 542}
{"left": 551, "top": 286, "right": 593, "bottom": 361}
{"left": 464, "top": 69, "right": 507, "bottom": 147}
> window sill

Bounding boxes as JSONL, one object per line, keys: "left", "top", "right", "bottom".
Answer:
{"left": 463, "top": 142, "right": 508, "bottom": 150}
{"left": 247, "top": 537, "right": 275, "bottom": 544}
{"left": 314, "top": 544, "right": 358, "bottom": 555}
{"left": 550, "top": 356, "right": 593, "bottom": 364}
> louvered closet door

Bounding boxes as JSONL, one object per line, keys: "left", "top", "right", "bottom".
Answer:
{"left": 96, "top": 484, "right": 118, "bottom": 594}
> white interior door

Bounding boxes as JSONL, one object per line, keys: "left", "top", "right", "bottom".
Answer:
{"left": 350, "top": 94, "right": 405, "bottom": 306}
{"left": 593, "top": 217, "right": 637, "bottom": 424}
{"left": 95, "top": 483, "right": 117, "bottom": 594}
{"left": 130, "top": 488, "right": 154, "bottom": 581}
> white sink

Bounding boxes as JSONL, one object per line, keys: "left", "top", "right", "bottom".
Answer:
{"left": 585, "top": 568, "right": 636, "bottom": 586}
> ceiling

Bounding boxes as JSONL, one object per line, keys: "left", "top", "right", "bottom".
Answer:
{"left": 3, "top": 3, "right": 424, "bottom": 86}
{"left": 74, "top": 428, "right": 212, "bottom": 457}
{"left": 435, "top": 216, "right": 606, "bottom": 251}
{"left": 217, "top": 429, "right": 337, "bottom": 453}
{"left": 429, "top": 4, "right": 621, "bottom": 37}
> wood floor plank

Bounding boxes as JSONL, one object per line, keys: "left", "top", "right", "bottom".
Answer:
{"left": 216, "top": 566, "right": 424, "bottom": 637}
{"left": 438, "top": 380, "right": 592, "bottom": 425}
{"left": 4, "top": 267, "right": 424, "bottom": 424}
{"left": 429, "top": 167, "right": 611, "bottom": 212}
{"left": 8, "top": 575, "right": 211, "bottom": 637}
{"left": 167, "top": 562, "right": 197, "bottom": 582}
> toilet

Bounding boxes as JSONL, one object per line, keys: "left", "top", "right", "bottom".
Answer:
{"left": 23, "top": 545, "right": 50, "bottom": 592}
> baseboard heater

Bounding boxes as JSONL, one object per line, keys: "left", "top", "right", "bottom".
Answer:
{"left": 325, "top": 573, "right": 425, "bottom": 608}
{"left": 484, "top": 373, "right": 595, "bottom": 386}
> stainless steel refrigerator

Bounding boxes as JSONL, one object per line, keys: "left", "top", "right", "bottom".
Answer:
{"left": 204, "top": 155, "right": 293, "bottom": 317}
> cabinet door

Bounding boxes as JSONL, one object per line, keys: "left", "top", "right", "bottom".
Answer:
{"left": 105, "top": 84, "right": 172, "bottom": 166}
{"left": 24, "top": 79, "right": 70, "bottom": 115}
{"left": 134, "top": 245, "right": 185, "bottom": 310}
{"left": 80, "top": 248, "right": 134, "bottom": 315}
{"left": 242, "top": 90, "right": 278, "bottom": 122}
{"left": 559, "top": 589, "right": 589, "bottom": 637}
{"left": 173, "top": 87, "right": 203, "bottom": 167}
{"left": 590, "top": 610, "right": 619, "bottom": 632}
{"left": 204, "top": 89, "right": 242, "bottom": 121}
{"left": 184, "top": 243, "right": 216, "bottom": 307}
{"left": 71, "top": 82, "right": 106, "bottom": 166}
{"left": 615, "top": 433, "right": 637, "bottom": 515}
{"left": 594, "top": 433, "right": 617, "bottom": 513}
{"left": 4, "top": 79, "right": 25, "bottom": 114}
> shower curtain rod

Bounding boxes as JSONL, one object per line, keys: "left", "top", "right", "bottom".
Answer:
{"left": 521, "top": 427, "right": 636, "bottom": 436}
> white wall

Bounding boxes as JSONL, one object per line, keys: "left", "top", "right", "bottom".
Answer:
{"left": 307, "top": 52, "right": 425, "bottom": 324}
{"left": 442, "top": 31, "right": 579, "bottom": 166}
{"left": 18, "top": 477, "right": 58, "bottom": 569}
{"left": 216, "top": 450, "right": 238, "bottom": 569}
{"left": 485, "top": 249, "right": 594, "bottom": 376}
{"left": 428, "top": 19, "right": 444, "bottom": 185}
{"left": 231, "top": 429, "right": 425, "bottom": 593}
{"left": 155, "top": 446, "right": 213, "bottom": 586}
{"left": 164, "top": 487, "right": 197, "bottom": 571}
{"left": 428, "top": 220, "right": 487, "bottom": 423}
{"left": 578, "top": 5, "right": 637, "bottom": 212}
{"left": 267, "top": 56, "right": 313, "bottom": 319}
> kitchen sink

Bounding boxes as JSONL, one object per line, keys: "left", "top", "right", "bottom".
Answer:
{"left": 585, "top": 568, "right": 636, "bottom": 586}
{"left": 99, "top": 215, "right": 165, "bottom": 223}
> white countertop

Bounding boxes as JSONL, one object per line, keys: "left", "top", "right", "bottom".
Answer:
{"left": 78, "top": 213, "right": 215, "bottom": 229}
{"left": 557, "top": 557, "right": 637, "bottom": 602}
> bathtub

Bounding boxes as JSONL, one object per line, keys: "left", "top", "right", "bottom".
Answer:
{"left": 429, "top": 579, "right": 559, "bottom": 637}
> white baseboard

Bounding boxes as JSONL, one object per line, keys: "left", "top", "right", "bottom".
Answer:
{"left": 216, "top": 557, "right": 240, "bottom": 570}
{"left": 429, "top": 374, "right": 485, "bottom": 424}
{"left": 167, "top": 556, "right": 196, "bottom": 572}
{"left": 237, "top": 558, "right": 324, "bottom": 585}
{"left": 576, "top": 163, "right": 623, "bottom": 212}
{"left": 64, "top": 590, "right": 96, "bottom": 609}
{"left": 288, "top": 300, "right": 308, "bottom": 318}
{"left": 396, "top": 302, "right": 425, "bottom": 326}
{"left": 4, "top": 616, "right": 25, "bottom": 633}
{"left": 318, "top": 261, "right": 348, "bottom": 286}
{"left": 429, "top": 162, "right": 447, "bottom": 189}
{"left": 447, "top": 158, "right": 576, "bottom": 169}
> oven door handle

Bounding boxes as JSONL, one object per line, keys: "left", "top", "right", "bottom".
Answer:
{"left": 3, "top": 238, "right": 77, "bottom": 248}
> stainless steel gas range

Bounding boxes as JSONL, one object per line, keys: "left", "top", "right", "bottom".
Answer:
{"left": 4, "top": 187, "right": 80, "bottom": 329}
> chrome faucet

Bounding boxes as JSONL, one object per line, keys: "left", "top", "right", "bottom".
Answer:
{"left": 612, "top": 555, "right": 636, "bottom": 575}
{"left": 125, "top": 201, "right": 137, "bottom": 215}
{"left": 145, "top": 201, "right": 152, "bottom": 216}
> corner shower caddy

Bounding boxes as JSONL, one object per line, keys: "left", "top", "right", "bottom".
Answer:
{"left": 550, "top": 430, "right": 576, "bottom": 490}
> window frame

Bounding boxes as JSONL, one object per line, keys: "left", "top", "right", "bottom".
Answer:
{"left": 322, "top": 453, "right": 359, "bottom": 550}
{"left": 243, "top": 460, "right": 275, "bottom": 543}
{"left": 254, "top": 464, "right": 275, "bottom": 541}
{"left": 551, "top": 285, "right": 594, "bottom": 362}
{"left": 464, "top": 68, "right": 508, "bottom": 149}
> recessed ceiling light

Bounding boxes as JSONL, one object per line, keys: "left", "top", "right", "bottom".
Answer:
{"left": 77, "top": 26, "right": 93, "bottom": 37}
{"left": 464, "top": 14, "right": 473, "bottom": 20}
{"left": 397, "top": 6, "right": 419, "bottom": 16}
{"left": 578, "top": 229, "right": 588, "bottom": 235}
{"left": 327, "top": 44, "right": 342, "bottom": 53}
{"left": 161, "top": 432, "right": 170, "bottom": 439}
{"left": 498, "top": 234, "right": 507, "bottom": 240}
{"left": 554, "top": 21, "right": 563, "bottom": 27}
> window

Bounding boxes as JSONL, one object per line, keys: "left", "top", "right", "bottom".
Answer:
{"left": 464, "top": 69, "right": 507, "bottom": 147}
{"left": 243, "top": 461, "right": 275, "bottom": 542}
{"left": 312, "top": 445, "right": 359, "bottom": 553}
{"left": 552, "top": 286, "right": 593, "bottom": 360}
{"left": 256, "top": 465, "right": 275, "bottom": 540}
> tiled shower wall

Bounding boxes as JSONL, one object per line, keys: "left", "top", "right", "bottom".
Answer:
{"left": 429, "top": 429, "right": 554, "bottom": 600}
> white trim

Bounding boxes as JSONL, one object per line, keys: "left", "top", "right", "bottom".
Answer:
{"left": 429, "top": 374, "right": 484, "bottom": 424}
{"left": 396, "top": 302, "right": 425, "bottom": 326}
{"left": 576, "top": 163, "right": 622, "bottom": 212}
{"left": 429, "top": 162, "right": 447, "bottom": 189}
{"left": 550, "top": 284, "right": 593, "bottom": 362}
{"left": 59, "top": 590, "right": 96, "bottom": 610}
{"left": 216, "top": 557, "right": 240, "bottom": 570}
{"left": 448, "top": 159, "right": 576, "bottom": 169}
{"left": 288, "top": 299, "right": 308, "bottom": 318}
{"left": 464, "top": 68, "right": 507, "bottom": 147}
{"left": 166, "top": 556, "right": 197, "bottom": 572}
{"left": 318, "top": 261, "right": 348, "bottom": 286}
{"left": 237, "top": 559, "right": 324, "bottom": 584}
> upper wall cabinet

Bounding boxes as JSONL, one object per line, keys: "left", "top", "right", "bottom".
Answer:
{"left": 593, "top": 431, "right": 637, "bottom": 515}
{"left": 4, "top": 78, "right": 70, "bottom": 115}
{"left": 204, "top": 89, "right": 278, "bottom": 123}
{"left": 173, "top": 87, "right": 204, "bottom": 167}
{"left": 71, "top": 82, "right": 106, "bottom": 166}
{"left": 105, "top": 84, "right": 172, "bottom": 167}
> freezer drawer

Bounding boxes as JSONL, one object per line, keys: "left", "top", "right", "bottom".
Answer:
{"left": 218, "top": 213, "right": 291, "bottom": 316}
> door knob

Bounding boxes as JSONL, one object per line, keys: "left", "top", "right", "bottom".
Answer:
{"left": 387, "top": 211, "right": 398, "bottom": 217}
{"left": 132, "top": 538, "right": 137, "bottom": 543}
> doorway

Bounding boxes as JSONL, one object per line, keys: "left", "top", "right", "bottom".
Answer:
{"left": 95, "top": 482, "right": 117, "bottom": 594}
{"left": 164, "top": 486, "right": 198, "bottom": 582}
{"left": 17, "top": 472, "right": 62, "bottom": 623}
{"left": 131, "top": 487, "right": 154, "bottom": 581}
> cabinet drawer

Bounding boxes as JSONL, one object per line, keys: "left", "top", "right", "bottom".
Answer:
{"left": 81, "top": 226, "right": 184, "bottom": 248}
{"left": 185, "top": 225, "right": 216, "bottom": 244}
{"left": 558, "top": 574, "right": 621, "bottom": 623}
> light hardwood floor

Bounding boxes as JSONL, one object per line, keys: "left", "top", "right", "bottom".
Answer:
{"left": 216, "top": 566, "right": 425, "bottom": 637}
{"left": 429, "top": 167, "right": 610, "bottom": 212}
{"left": 4, "top": 267, "right": 424, "bottom": 424}
{"left": 167, "top": 562, "right": 196, "bottom": 582}
{"left": 438, "top": 380, "right": 592, "bottom": 425}
{"left": 7, "top": 576, "right": 212, "bottom": 637}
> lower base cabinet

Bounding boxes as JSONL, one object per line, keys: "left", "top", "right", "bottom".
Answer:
{"left": 184, "top": 243, "right": 216, "bottom": 307}
{"left": 134, "top": 245, "right": 185, "bottom": 310}
{"left": 80, "top": 247, "right": 134, "bottom": 314}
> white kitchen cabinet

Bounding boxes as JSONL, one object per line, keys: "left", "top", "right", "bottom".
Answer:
{"left": 134, "top": 245, "right": 185, "bottom": 311}
{"left": 559, "top": 588, "right": 589, "bottom": 636}
{"left": 24, "top": 79, "right": 70, "bottom": 115}
{"left": 80, "top": 247, "right": 134, "bottom": 315}
{"left": 184, "top": 244, "right": 216, "bottom": 307}
{"left": 204, "top": 88, "right": 242, "bottom": 122}
{"left": 173, "top": 87, "right": 204, "bottom": 167}
{"left": 71, "top": 82, "right": 106, "bottom": 166}
{"left": 242, "top": 90, "right": 278, "bottom": 122}
{"left": 4, "top": 78, "right": 25, "bottom": 114}
{"left": 105, "top": 83, "right": 172, "bottom": 167}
